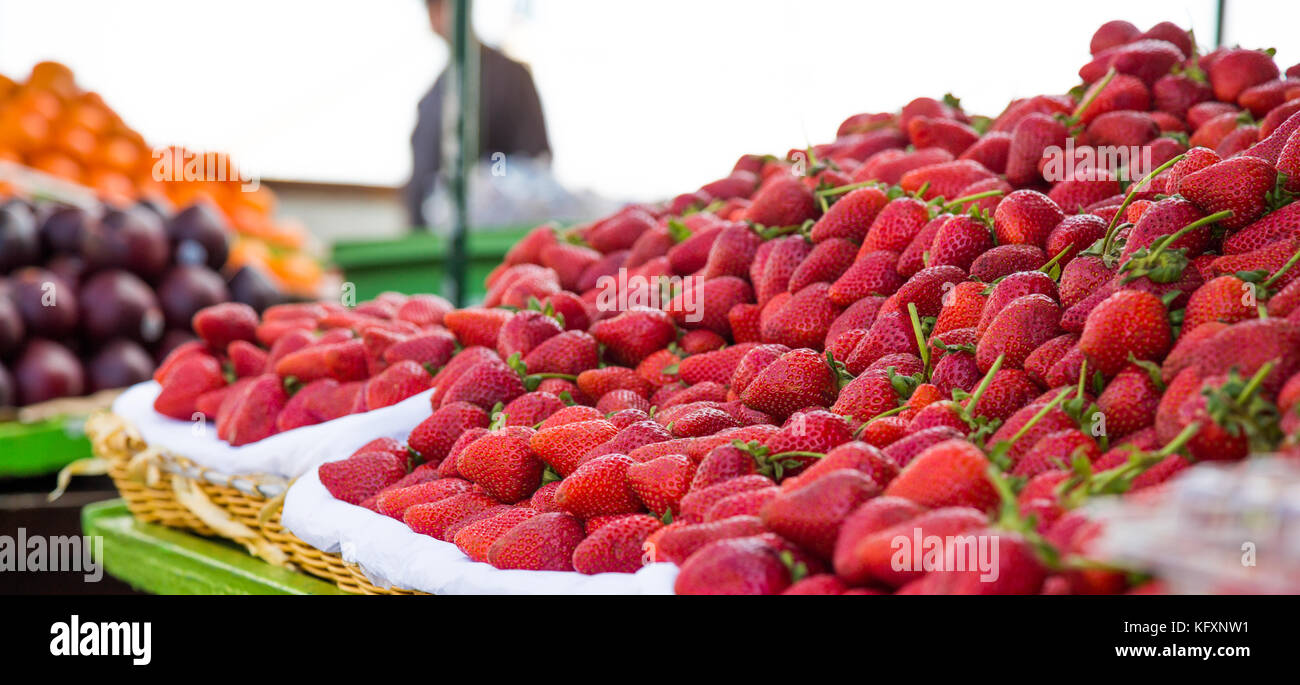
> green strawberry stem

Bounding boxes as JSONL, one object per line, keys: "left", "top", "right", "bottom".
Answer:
{"left": 1262, "top": 246, "right": 1300, "bottom": 289}
{"left": 906, "top": 302, "right": 931, "bottom": 377}
{"left": 1039, "top": 244, "right": 1073, "bottom": 278}
{"left": 1101, "top": 153, "right": 1187, "bottom": 254}
{"left": 961, "top": 354, "right": 1005, "bottom": 423}
{"left": 1140, "top": 209, "right": 1235, "bottom": 263}
{"left": 1236, "top": 361, "right": 1276, "bottom": 405}
{"left": 767, "top": 451, "right": 825, "bottom": 461}
{"left": 939, "top": 189, "right": 1004, "bottom": 213}
{"left": 1008, "top": 387, "right": 1073, "bottom": 447}
{"left": 815, "top": 180, "right": 880, "bottom": 198}
{"left": 852, "top": 405, "right": 909, "bottom": 437}
{"left": 1070, "top": 67, "right": 1117, "bottom": 123}
{"left": 912, "top": 181, "right": 931, "bottom": 200}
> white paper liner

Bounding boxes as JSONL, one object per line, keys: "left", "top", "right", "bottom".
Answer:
{"left": 111, "top": 381, "right": 438, "bottom": 479}
{"left": 281, "top": 466, "right": 679, "bottom": 595}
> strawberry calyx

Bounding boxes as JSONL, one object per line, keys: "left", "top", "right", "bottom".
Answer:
{"left": 525, "top": 296, "right": 565, "bottom": 328}
{"left": 282, "top": 375, "right": 303, "bottom": 396}
{"left": 986, "top": 387, "right": 1074, "bottom": 471}
{"left": 1200, "top": 362, "right": 1283, "bottom": 452}
{"left": 850, "top": 405, "right": 909, "bottom": 437}
{"left": 1119, "top": 209, "right": 1233, "bottom": 284}
{"left": 505, "top": 352, "right": 579, "bottom": 391}
{"left": 938, "top": 189, "right": 1004, "bottom": 214}
{"left": 986, "top": 464, "right": 1063, "bottom": 570}
{"left": 1267, "top": 172, "right": 1297, "bottom": 212}
{"left": 1038, "top": 244, "right": 1073, "bottom": 281}
{"left": 906, "top": 302, "right": 931, "bottom": 376}
{"left": 666, "top": 219, "right": 692, "bottom": 243}
{"left": 778, "top": 549, "right": 810, "bottom": 583}
{"left": 1101, "top": 153, "right": 1188, "bottom": 254}
{"left": 826, "top": 350, "right": 856, "bottom": 389}
{"left": 731, "top": 439, "right": 823, "bottom": 482}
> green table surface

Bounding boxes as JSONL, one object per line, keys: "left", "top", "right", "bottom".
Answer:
{"left": 81, "top": 499, "right": 347, "bottom": 595}
{"left": 0, "top": 418, "right": 93, "bottom": 478}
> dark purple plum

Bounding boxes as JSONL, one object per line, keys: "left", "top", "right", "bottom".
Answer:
{"left": 166, "top": 203, "right": 230, "bottom": 270}
{"left": 0, "top": 361, "right": 13, "bottom": 407}
{"left": 0, "top": 293, "right": 23, "bottom": 358}
{"left": 227, "top": 265, "right": 286, "bottom": 313}
{"left": 87, "top": 338, "right": 154, "bottom": 392}
{"left": 46, "top": 253, "right": 89, "bottom": 288}
{"left": 79, "top": 269, "right": 165, "bottom": 343}
{"left": 82, "top": 206, "right": 171, "bottom": 280}
{"left": 39, "top": 205, "right": 96, "bottom": 255}
{"left": 8, "top": 267, "right": 79, "bottom": 339}
{"left": 157, "top": 264, "right": 230, "bottom": 329}
{"left": 0, "top": 202, "right": 40, "bottom": 273}
{"left": 13, "top": 339, "right": 85, "bottom": 405}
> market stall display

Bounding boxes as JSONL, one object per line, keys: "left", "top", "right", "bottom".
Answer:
{"left": 85, "top": 17, "right": 1300, "bottom": 595}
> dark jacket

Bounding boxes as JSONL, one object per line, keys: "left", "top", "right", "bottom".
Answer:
{"left": 406, "top": 44, "right": 551, "bottom": 227}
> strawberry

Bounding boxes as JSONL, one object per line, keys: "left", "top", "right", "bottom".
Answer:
{"left": 1153, "top": 73, "right": 1213, "bottom": 118}
{"left": 486, "top": 511, "right": 585, "bottom": 571}
{"left": 192, "top": 302, "right": 257, "bottom": 350}
{"left": 502, "top": 390, "right": 566, "bottom": 426}
{"left": 220, "top": 374, "right": 288, "bottom": 446}
{"left": 854, "top": 147, "right": 954, "bottom": 185}
{"left": 1278, "top": 125, "right": 1300, "bottom": 192}
{"left": 153, "top": 354, "right": 225, "bottom": 420}
{"left": 439, "top": 357, "right": 526, "bottom": 409}
{"left": 626, "top": 454, "right": 695, "bottom": 517}
{"left": 444, "top": 307, "right": 512, "bottom": 348}
{"left": 453, "top": 507, "right": 539, "bottom": 562}
{"left": 1189, "top": 111, "right": 1245, "bottom": 150}
{"left": 907, "top": 117, "right": 981, "bottom": 157}
{"left": 364, "top": 360, "right": 434, "bottom": 409}
{"left": 1179, "top": 156, "right": 1277, "bottom": 230}
{"left": 1182, "top": 274, "right": 1259, "bottom": 335}
{"left": 827, "top": 250, "right": 904, "bottom": 307}
{"left": 883, "top": 438, "right": 999, "bottom": 512}
{"left": 576, "top": 366, "right": 652, "bottom": 399}
{"left": 787, "top": 238, "right": 857, "bottom": 294}
{"left": 809, "top": 186, "right": 890, "bottom": 243}
{"left": 677, "top": 344, "right": 755, "bottom": 386}
{"left": 897, "top": 215, "right": 950, "bottom": 278}
{"left": 521, "top": 329, "right": 599, "bottom": 376}
{"left": 226, "top": 340, "right": 267, "bottom": 378}
{"left": 905, "top": 529, "right": 1047, "bottom": 595}
{"left": 1090, "top": 20, "right": 1140, "bottom": 54}
{"left": 673, "top": 536, "right": 792, "bottom": 595}
{"left": 1006, "top": 113, "right": 1069, "bottom": 186}
{"left": 679, "top": 329, "right": 727, "bottom": 354}
{"left": 700, "top": 223, "right": 763, "bottom": 280}
{"left": 429, "top": 346, "right": 499, "bottom": 406}
{"left": 590, "top": 307, "right": 676, "bottom": 366}
{"left": 668, "top": 406, "right": 740, "bottom": 437}
{"left": 593, "top": 388, "right": 648, "bottom": 415}
{"left": 976, "top": 294, "right": 1062, "bottom": 372}
{"left": 861, "top": 197, "right": 932, "bottom": 253}
{"left": 931, "top": 350, "right": 981, "bottom": 397}
{"left": 899, "top": 160, "right": 997, "bottom": 201}
{"left": 320, "top": 451, "right": 408, "bottom": 505}
{"left": 457, "top": 426, "right": 543, "bottom": 503}
{"left": 375, "top": 478, "right": 474, "bottom": 520}
{"left": 760, "top": 283, "right": 841, "bottom": 350}
{"left": 540, "top": 242, "right": 602, "bottom": 291}
{"left": 834, "top": 503, "right": 988, "bottom": 587}
{"left": 760, "top": 469, "right": 881, "bottom": 560}
{"left": 741, "top": 176, "right": 818, "bottom": 227}
{"left": 679, "top": 475, "right": 776, "bottom": 523}
{"left": 553, "top": 453, "right": 642, "bottom": 518}
{"left": 381, "top": 331, "right": 454, "bottom": 370}
{"left": 530, "top": 419, "right": 620, "bottom": 477}
{"left": 968, "top": 244, "right": 1047, "bottom": 282}
{"left": 394, "top": 294, "right": 451, "bottom": 327}
{"left": 705, "top": 487, "right": 780, "bottom": 521}
{"left": 1011, "top": 429, "right": 1102, "bottom": 478}
{"left": 274, "top": 339, "right": 368, "bottom": 383}
{"left": 845, "top": 310, "right": 921, "bottom": 373}
{"left": 1045, "top": 214, "right": 1108, "bottom": 265}
{"left": 1081, "top": 39, "right": 1183, "bottom": 86}
{"left": 1209, "top": 48, "right": 1280, "bottom": 103}
{"left": 1224, "top": 198, "right": 1300, "bottom": 255}
{"left": 739, "top": 348, "right": 839, "bottom": 420}
{"left": 1079, "top": 289, "right": 1173, "bottom": 376}
{"left": 407, "top": 401, "right": 491, "bottom": 463}
{"left": 496, "top": 309, "right": 563, "bottom": 360}
{"left": 727, "top": 303, "right": 762, "bottom": 342}
{"left": 959, "top": 131, "right": 1013, "bottom": 175}
{"left": 824, "top": 296, "right": 886, "bottom": 349}
{"left": 755, "top": 236, "right": 813, "bottom": 306}
{"left": 666, "top": 221, "right": 723, "bottom": 275}
{"left": 976, "top": 270, "right": 1059, "bottom": 335}
{"left": 666, "top": 275, "right": 752, "bottom": 336}
{"left": 571, "top": 514, "right": 662, "bottom": 574}
{"left": 1097, "top": 362, "right": 1163, "bottom": 439}
{"left": 993, "top": 190, "right": 1064, "bottom": 247}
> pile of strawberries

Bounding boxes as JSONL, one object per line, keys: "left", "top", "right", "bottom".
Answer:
{"left": 213, "top": 19, "right": 1300, "bottom": 593}
{"left": 151, "top": 294, "right": 453, "bottom": 445}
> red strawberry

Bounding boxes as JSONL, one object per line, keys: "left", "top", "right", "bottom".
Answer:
{"left": 705, "top": 487, "right": 780, "bottom": 521}
{"left": 744, "top": 176, "right": 819, "bottom": 227}
{"left": 761, "top": 469, "right": 881, "bottom": 559}
{"left": 754, "top": 236, "right": 813, "bottom": 306}
{"left": 1079, "top": 289, "right": 1172, "bottom": 376}
{"left": 728, "top": 303, "right": 762, "bottom": 342}
{"left": 896, "top": 214, "right": 949, "bottom": 278}
{"left": 1096, "top": 362, "right": 1163, "bottom": 439}
{"left": 272, "top": 339, "right": 367, "bottom": 383}
{"left": 1180, "top": 156, "right": 1277, "bottom": 230}
{"left": 571, "top": 514, "right": 662, "bottom": 574}
{"left": 676, "top": 344, "right": 754, "bottom": 386}
{"left": 453, "top": 507, "right": 539, "bottom": 562}
{"left": 590, "top": 307, "right": 676, "bottom": 366}
{"left": 407, "top": 401, "right": 491, "bottom": 463}
{"left": 530, "top": 419, "right": 620, "bottom": 477}
{"left": 320, "top": 451, "right": 408, "bottom": 505}
{"left": 1153, "top": 73, "right": 1213, "bottom": 118}
{"left": 976, "top": 294, "right": 1062, "bottom": 372}
{"left": 226, "top": 340, "right": 267, "bottom": 378}
{"left": 364, "top": 360, "right": 434, "bottom": 409}
{"left": 788, "top": 238, "right": 857, "bottom": 293}
{"left": 444, "top": 308, "right": 512, "bottom": 348}
{"left": 382, "top": 331, "right": 455, "bottom": 370}
{"left": 626, "top": 454, "right": 695, "bottom": 517}
{"left": 496, "top": 310, "right": 563, "bottom": 360}
{"left": 540, "top": 242, "right": 602, "bottom": 291}
{"left": 1006, "top": 113, "right": 1069, "bottom": 186}
{"left": 394, "top": 294, "right": 452, "bottom": 327}
{"left": 1209, "top": 48, "right": 1280, "bottom": 103}
{"left": 666, "top": 220, "right": 723, "bottom": 275}
{"left": 502, "top": 390, "right": 566, "bottom": 426}
{"left": 673, "top": 536, "right": 792, "bottom": 595}
{"left": 959, "top": 131, "right": 1013, "bottom": 175}
{"left": 522, "top": 329, "right": 600, "bottom": 376}
{"left": 220, "top": 374, "right": 288, "bottom": 446}
{"left": 810, "top": 186, "right": 890, "bottom": 243}
{"left": 439, "top": 357, "right": 525, "bottom": 409}
{"left": 881, "top": 426, "right": 964, "bottom": 467}
{"left": 780, "top": 440, "right": 898, "bottom": 491}
{"left": 993, "top": 190, "right": 1065, "bottom": 247}
{"left": 927, "top": 214, "right": 993, "bottom": 271}
{"left": 457, "top": 427, "right": 543, "bottom": 503}
{"left": 1045, "top": 214, "right": 1108, "bottom": 265}
{"left": 700, "top": 223, "right": 763, "bottom": 281}
{"left": 827, "top": 250, "right": 904, "bottom": 307}
{"left": 376, "top": 478, "right": 475, "bottom": 520}
{"left": 192, "top": 302, "right": 257, "bottom": 350}
{"left": 1090, "top": 20, "right": 1140, "bottom": 54}
{"left": 679, "top": 329, "right": 727, "bottom": 354}
{"left": 883, "top": 438, "right": 999, "bottom": 512}
{"left": 899, "top": 160, "right": 996, "bottom": 201}
{"left": 1012, "top": 429, "right": 1102, "bottom": 478}
{"left": 761, "top": 282, "right": 841, "bottom": 350}
{"left": 665, "top": 275, "right": 752, "bottom": 336}
{"left": 907, "top": 117, "right": 980, "bottom": 157}
{"left": 1224, "top": 197, "right": 1300, "bottom": 255}
{"left": 679, "top": 475, "right": 776, "bottom": 523}
{"left": 1277, "top": 125, "right": 1300, "bottom": 192}
{"left": 739, "top": 348, "right": 838, "bottom": 420}
{"left": 486, "top": 511, "right": 585, "bottom": 571}
{"left": 429, "top": 346, "right": 499, "bottom": 406}
{"left": 576, "top": 366, "right": 651, "bottom": 400}
{"left": 834, "top": 503, "right": 987, "bottom": 587}
{"left": 976, "top": 270, "right": 1059, "bottom": 335}
{"left": 861, "top": 197, "right": 932, "bottom": 253}
{"left": 968, "top": 244, "right": 1047, "bottom": 282}
{"left": 153, "top": 354, "right": 225, "bottom": 420}
{"left": 553, "top": 453, "right": 642, "bottom": 518}
{"left": 1081, "top": 40, "right": 1183, "bottom": 87}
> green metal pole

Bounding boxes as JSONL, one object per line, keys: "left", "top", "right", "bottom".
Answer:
{"left": 444, "top": 0, "right": 478, "bottom": 306}
{"left": 1215, "top": 0, "right": 1226, "bottom": 48}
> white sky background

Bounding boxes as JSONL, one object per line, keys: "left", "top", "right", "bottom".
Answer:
{"left": 0, "top": 0, "right": 1296, "bottom": 204}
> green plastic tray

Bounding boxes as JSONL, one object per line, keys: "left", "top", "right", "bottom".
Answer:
{"left": 331, "top": 226, "right": 533, "bottom": 302}
{"left": 81, "top": 499, "right": 348, "bottom": 595}
{"left": 0, "top": 418, "right": 94, "bottom": 478}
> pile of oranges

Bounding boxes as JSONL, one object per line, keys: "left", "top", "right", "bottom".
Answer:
{"left": 0, "top": 61, "right": 325, "bottom": 296}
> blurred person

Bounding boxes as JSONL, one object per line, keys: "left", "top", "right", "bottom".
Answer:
{"left": 406, "top": 0, "right": 552, "bottom": 228}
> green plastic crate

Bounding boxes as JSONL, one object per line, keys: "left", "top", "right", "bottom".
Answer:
{"left": 0, "top": 418, "right": 93, "bottom": 478}
{"left": 331, "top": 226, "right": 533, "bottom": 303}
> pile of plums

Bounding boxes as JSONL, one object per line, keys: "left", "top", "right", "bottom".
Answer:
{"left": 0, "top": 198, "right": 287, "bottom": 407}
